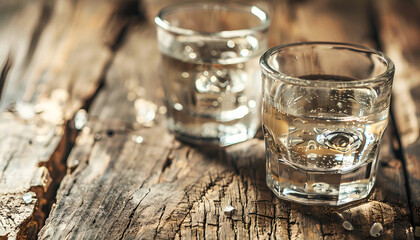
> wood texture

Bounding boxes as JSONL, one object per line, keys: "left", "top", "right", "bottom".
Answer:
{"left": 38, "top": 0, "right": 415, "bottom": 239}
{"left": 376, "top": 0, "right": 420, "bottom": 235}
{"left": 0, "top": 0, "right": 128, "bottom": 239}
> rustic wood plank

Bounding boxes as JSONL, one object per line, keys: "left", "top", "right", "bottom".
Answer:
{"left": 0, "top": 0, "right": 128, "bottom": 239}
{"left": 0, "top": 1, "right": 45, "bottom": 109}
{"left": 0, "top": 2, "right": 52, "bottom": 239}
{"left": 39, "top": 0, "right": 414, "bottom": 239}
{"left": 375, "top": 0, "right": 420, "bottom": 236}
{"left": 38, "top": 23, "right": 170, "bottom": 240}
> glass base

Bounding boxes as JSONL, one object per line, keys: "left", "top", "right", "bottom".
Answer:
{"left": 266, "top": 159, "right": 377, "bottom": 206}
{"left": 169, "top": 120, "right": 258, "bottom": 147}
{"left": 268, "top": 175, "right": 375, "bottom": 206}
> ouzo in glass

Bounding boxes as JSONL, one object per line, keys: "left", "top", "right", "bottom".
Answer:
{"left": 260, "top": 42, "right": 394, "bottom": 205}
{"left": 155, "top": 2, "right": 269, "bottom": 146}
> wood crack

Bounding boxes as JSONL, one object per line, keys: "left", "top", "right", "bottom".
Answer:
{"left": 229, "top": 199, "right": 236, "bottom": 240}
{"left": 186, "top": 147, "right": 193, "bottom": 161}
{"left": 160, "top": 146, "right": 175, "bottom": 174}
{"left": 174, "top": 171, "right": 234, "bottom": 238}
{"left": 286, "top": 208, "right": 292, "bottom": 240}
{"left": 0, "top": 53, "right": 12, "bottom": 100}
{"left": 248, "top": 213, "right": 274, "bottom": 220}
{"left": 319, "top": 222, "right": 326, "bottom": 240}
{"left": 0, "top": 150, "right": 16, "bottom": 184}
{"left": 174, "top": 199, "right": 195, "bottom": 237}
{"left": 153, "top": 205, "right": 166, "bottom": 239}
{"left": 216, "top": 208, "right": 220, "bottom": 240}
{"left": 119, "top": 188, "right": 151, "bottom": 240}
{"left": 271, "top": 196, "right": 276, "bottom": 240}
{"left": 203, "top": 197, "right": 207, "bottom": 240}
{"left": 64, "top": 137, "right": 97, "bottom": 196}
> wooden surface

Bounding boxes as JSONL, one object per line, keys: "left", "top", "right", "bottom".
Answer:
{"left": 0, "top": 0, "right": 419, "bottom": 239}
{"left": 376, "top": 0, "right": 420, "bottom": 234}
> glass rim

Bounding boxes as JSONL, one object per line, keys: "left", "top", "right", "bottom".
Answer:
{"left": 260, "top": 42, "right": 395, "bottom": 87}
{"left": 154, "top": 1, "right": 270, "bottom": 38}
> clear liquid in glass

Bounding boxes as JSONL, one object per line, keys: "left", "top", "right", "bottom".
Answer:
{"left": 160, "top": 37, "right": 262, "bottom": 146}
{"left": 263, "top": 74, "right": 388, "bottom": 205}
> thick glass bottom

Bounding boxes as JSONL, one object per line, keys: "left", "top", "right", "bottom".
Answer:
{"left": 266, "top": 158, "right": 377, "bottom": 206}
{"left": 169, "top": 119, "right": 258, "bottom": 147}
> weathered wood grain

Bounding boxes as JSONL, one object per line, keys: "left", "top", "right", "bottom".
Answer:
{"left": 39, "top": 0, "right": 414, "bottom": 239}
{"left": 0, "top": 2, "right": 53, "bottom": 239}
{"left": 375, "top": 0, "right": 420, "bottom": 236}
{"left": 38, "top": 23, "right": 172, "bottom": 239}
{"left": 0, "top": 0, "right": 128, "bottom": 239}
{"left": 0, "top": 1, "right": 45, "bottom": 109}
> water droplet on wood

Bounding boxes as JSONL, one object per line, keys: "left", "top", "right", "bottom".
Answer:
{"left": 94, "top": 133, "right": 102, "bottom": 141}
{"left": 22, "top": 192, "right": 35, "bottom": 204}
{"left": 74, "top": 109, "right": 88, "bottom": 130}
{"left": 15, "top": 102, "right": 35, "bottom": 120}
{"left": 132, "top": 135, "right": 144, "bottom": 144}
{"left": 248, "top": 100, "right": 256, "bottom": 108}
{"left": 370, "top": 222, "right": 383, "bottom": 237}
{"left": 342, "top": 221, "right": 354, "bottom": 231}
{"left": 223, "top": 205, "right": 235, "bottom": 214}
{"left": 135, "top": 99, "right": 157, "bottom": 126}
{"left": 227, "top": 40, "right": 235, "bottom": 48}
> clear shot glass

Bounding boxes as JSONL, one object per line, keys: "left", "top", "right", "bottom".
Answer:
{"left": 260, "top": 42, "right": 395, "bottom": 205}
{"left": 155, "top": 2, "right": 269, "bottom": 146}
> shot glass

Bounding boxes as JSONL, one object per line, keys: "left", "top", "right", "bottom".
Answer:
{"left": 155, "top": 2, "right": 269, "bottom": 146}
{"left": 260, "top": 42, "right": 394, "bottom": 205}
